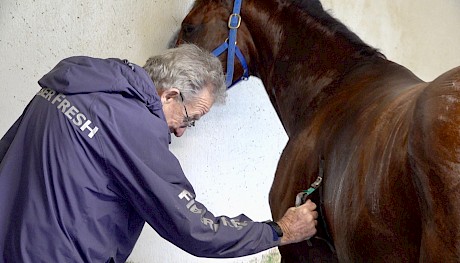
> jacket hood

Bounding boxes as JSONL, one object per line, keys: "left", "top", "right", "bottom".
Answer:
{"left": 38, "top": 56, "right": 164, "bottom": 118}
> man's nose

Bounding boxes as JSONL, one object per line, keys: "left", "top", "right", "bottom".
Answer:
{"left": 174, "top": 127, "right": 187, "bottom": 137}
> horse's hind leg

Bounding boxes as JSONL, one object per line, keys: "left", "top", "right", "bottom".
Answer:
{"left": 409, "top": 66, "right": 460, "bottom": 261}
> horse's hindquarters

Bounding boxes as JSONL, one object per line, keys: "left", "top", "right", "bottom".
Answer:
{"left": 409, "top": 66, "right": 460, "bottom": 261}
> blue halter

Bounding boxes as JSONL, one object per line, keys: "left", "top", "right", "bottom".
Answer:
{"left": 211, "top": 0, "right": 249, "bottom": 89}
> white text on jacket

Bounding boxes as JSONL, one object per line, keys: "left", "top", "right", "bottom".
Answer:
{"left": 179, "top": 189, "right": 248, "bottom": 232}
{"left": 36, "top": 87, "right": 99, "bottom": 138}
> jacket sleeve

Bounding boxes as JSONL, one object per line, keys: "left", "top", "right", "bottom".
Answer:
{"left": 0, "top": 114, "right": 25, "bottom": 162}
{"left": 0, "top": 101, "right": 33, "bottom": 161}
{"left": 94, "top": 96, "right": 279, "bottom": 258}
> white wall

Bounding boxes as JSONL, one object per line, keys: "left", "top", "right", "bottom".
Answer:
{"left": 1, "top": 1, "right": 459, "bottom": 263}
{"left": 323, "top": 0, "right": 460, "bottom": 81}
{"left": 0, "top": 0, "right": 192, "bottom": 136}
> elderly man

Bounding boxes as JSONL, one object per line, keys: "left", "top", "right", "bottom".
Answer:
{"left": 0, "top": 44, "right": 317, "bottom": 262}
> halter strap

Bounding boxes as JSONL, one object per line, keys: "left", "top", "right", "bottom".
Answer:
{"left": 211, "top": 0, "right": 249, "bottom": 89}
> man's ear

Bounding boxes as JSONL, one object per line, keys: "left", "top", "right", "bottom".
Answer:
{"left": 160, "top": 88, "right": 180, "bottom": 104}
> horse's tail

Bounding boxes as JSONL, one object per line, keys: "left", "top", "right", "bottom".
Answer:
{"left": 409, "top": 66, "right": 460, "bottom": 261}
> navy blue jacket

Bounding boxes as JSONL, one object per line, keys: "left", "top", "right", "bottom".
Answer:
{"left": 0, "top": 57, "right": 278, "bottom": 263}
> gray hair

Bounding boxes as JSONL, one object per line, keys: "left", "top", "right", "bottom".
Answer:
{"left": 143, "top": 44, "right": 226, "bottom": 104}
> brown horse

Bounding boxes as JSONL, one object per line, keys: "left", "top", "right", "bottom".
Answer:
{"left": 175, "top": 0, "right": 460, "bottom": 262}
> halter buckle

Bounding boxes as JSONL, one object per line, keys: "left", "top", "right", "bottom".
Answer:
{"left": 228, "top": 13, "right": 241, "bottom": 29}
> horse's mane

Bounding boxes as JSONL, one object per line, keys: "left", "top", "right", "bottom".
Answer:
{"left": 290, "top": 0, "right": 383, "bottom": 57}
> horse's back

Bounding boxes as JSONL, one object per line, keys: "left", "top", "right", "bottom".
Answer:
{"left": 409, "top": 66, "right": 460, "bottom": 261}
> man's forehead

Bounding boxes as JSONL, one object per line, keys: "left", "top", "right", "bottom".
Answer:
{"left": 191, "top": 87, "right": 215, "bottom": 117}
{"left": 196, "top": 85, "right": 215, "bottom": 104}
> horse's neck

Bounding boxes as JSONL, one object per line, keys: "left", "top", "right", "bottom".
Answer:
{"left": 243, "top": 1, "right": 376, "bottom": 136}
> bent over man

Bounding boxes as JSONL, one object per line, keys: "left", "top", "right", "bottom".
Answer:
{"left": 0, "top": 44, "right": 317, "bottom": 262}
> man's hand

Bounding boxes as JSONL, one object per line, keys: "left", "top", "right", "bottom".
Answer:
{"left": 277, "top": 199, "right": 318, "bottom": 245}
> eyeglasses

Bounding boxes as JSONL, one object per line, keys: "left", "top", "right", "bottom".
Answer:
{"left": 179, "top": 93, "right": 195, "bottom": 128}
